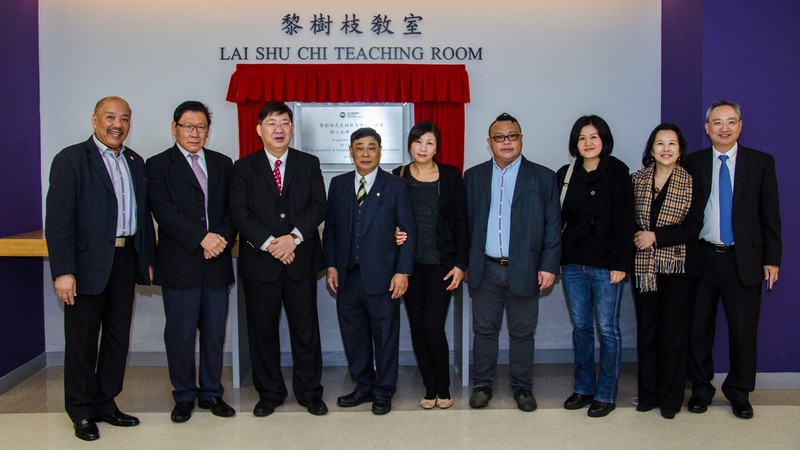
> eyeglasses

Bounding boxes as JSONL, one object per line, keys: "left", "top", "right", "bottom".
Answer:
{"left": 176, "top": 123, "right": 209, "bottom": 134}
{"left": 262, "top": 121, "right": 292, "bottom": 129}
{"left": 490, "top": 133, "right": 522, "bottom": 143}
{"left": 353, "top": 146, "right": 379, "bottom": 155}
{"left": 708, "top": 119, "right": 739, "bottom": 128}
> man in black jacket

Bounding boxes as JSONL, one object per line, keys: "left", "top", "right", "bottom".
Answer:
{"left": 46, "top": 96, "right": 155, "bottom": 441}
{"left": 147, "top": 101, "right": 236, "bottom": 423}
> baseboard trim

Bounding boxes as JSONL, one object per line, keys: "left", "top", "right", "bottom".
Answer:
{"left": 0, "top": 353, "right": 46, "bottom": 395}
{"left": 32, "top": 351, "right": 800, "bottom": 391}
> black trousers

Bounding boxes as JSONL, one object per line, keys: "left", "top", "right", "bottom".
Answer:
{"left": 688, "top": 246, "right": 762, "bottom": 402}
{"left": 243, "top": 272, "right": 323, "bottom": 403}
{"left": 633, "top": 274, "right": 695, "bottom": 413}
{"left": 404, "top": 263, "right": 453, "bottom": 398}
{"left": 64, "top": 246, "right": 135, "bottom": 423}
{"left": 337, "top": 266, "right": 400, "bottom": 398}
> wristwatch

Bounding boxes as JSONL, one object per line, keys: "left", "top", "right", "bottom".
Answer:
{"left": 290, "top": 233, "right": 301, "bottom": 245}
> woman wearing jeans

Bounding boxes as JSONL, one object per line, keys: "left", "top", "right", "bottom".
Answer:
{"left": 557, "top": 115, "right": 634, "bottom": 417}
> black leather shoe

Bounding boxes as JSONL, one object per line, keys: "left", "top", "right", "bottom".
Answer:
{"left": 97, "top": 409, "right": 140, "bottom": 427}
{"left": 587, "top": 401, "right": 616, "bottom": 417}
{"left": 199, "top": 397, "right": 236, "bottom": 418}
{"left": 74, "top": 419, "right": 99, "bottom": 441}
{"left": 171, "top": 401, "right": 194, "bottom": 423}
{"left": 731, "top": 400, "right": 754, "bottom": 419}
{"left": 337, "top": 390, "right": 374, "bottom": 408}
{"left": 468, "top": 386, "right": 492, "bottom": 409}
{"left": 687, "top": 396, "right": 712, "bottom": 413}
{"left": 564, "top": 393, "right": 594, "bottom": 410}
{"left": 299, "top": 397, "right": 328, "bottom": 416}
{"left": 636, "top": 403, "right": 655, "bottom": 412}
{"left": 660, "top": 408, "right": 677, "bottom": 419}
{"left": 372, "top": 396, "right": 392, "bottom": 415}
{"left": 253, "top": 398, "right": 283, "bottom": 417}
{"left": 513, "top": 388, "right": 537, "bottom": 412}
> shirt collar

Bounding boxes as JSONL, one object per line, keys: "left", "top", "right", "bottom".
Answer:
{"left": 265, "top": 149, "right": 288, "bottom": 168}
{"left": 93, "top": 135, "right": 125, "bottom": 157}
{"left": 713, "top": 143, "right": 738, "bottom": 161}
{"left": 177, "top": 144, "right": 205, "bottom": 161}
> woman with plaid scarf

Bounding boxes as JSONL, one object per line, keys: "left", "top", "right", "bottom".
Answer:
{"left": 631, "top": 123, "right": 703, "bottom": 419}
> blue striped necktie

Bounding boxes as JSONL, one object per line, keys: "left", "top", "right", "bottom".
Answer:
{"left": 718, "top": 154, "right": 733, "bottom": 245}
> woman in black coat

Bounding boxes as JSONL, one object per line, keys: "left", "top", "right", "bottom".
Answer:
{"left": 631, "top": 123, "right": 703, "bottom": 419}
{"left": 393, "top": 121, "right": 468, "bottom": 409}
{"left": 557, "top": 115, "right": 635, "bottom": 418}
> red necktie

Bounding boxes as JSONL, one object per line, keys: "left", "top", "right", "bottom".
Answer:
{"left": 273, "top": 159, "right": 282, "bottom": 195}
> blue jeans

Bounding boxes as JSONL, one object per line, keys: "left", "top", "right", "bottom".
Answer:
{"left": 561, "top": 264, "right": 624, "bottom": 403}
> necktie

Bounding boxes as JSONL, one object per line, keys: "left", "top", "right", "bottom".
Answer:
{"left": 189, "top": 154, "right": 209, "bottom": 229}
{"left": 718, "top": 154, "right": 733, "bottom": 246}
{"left": 273, "top": 159, "right": 283, "bottom": 195}
{"left": 357, "top": 176, "right": 366, "bottom": 206}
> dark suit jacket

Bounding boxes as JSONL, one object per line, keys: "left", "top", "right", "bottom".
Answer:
{"left": 323, "top": 168, "right": 416, "bottom": 295}
{"left": 392, "top": 162, "right": 469, "bottom": 270}
{"left": 464, "top": 156, "right": 561, "bottom": 297}
{"left": 685, "top": 145, "right": 781, "bottom": 286}
{"left": 46, "top": 136, "right": 155, "bottom": 294}
{"left": 229, "top": 148, "right": 326, "bottom": 282}
{"left": 146, "top": 145, "right": 235, "bottom": 288}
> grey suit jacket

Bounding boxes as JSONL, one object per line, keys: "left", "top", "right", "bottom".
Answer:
{"left": 464, "top": 156, "right": 561, "bottom": 297}
{"left": 46, "top": 136, "right": 155, "bottom": 295}
{"left": 685, "top": 145, "right": 781, "bottom": 286}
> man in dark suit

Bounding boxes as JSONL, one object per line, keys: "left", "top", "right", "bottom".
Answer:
{"left": 45, "top": 96, "right": 155, "bottom": 441}
{"left": 146, "top": 101, "right": 236, "bottom": 423}
{"left": 228, "top": 101, "right": 328, "bottom": 417}
{"left": 324, "top": 127, "right": 416, "bottom": 415}
{"left": 464, "top": 113, "right": 561, "bottom": 412}
{"left": 685, "top": 100, "right": 781, "bottom": 419}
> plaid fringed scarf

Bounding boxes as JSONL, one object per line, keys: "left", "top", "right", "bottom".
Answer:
{"left": 632, "top": 164, "right": 692, "bottom": 292}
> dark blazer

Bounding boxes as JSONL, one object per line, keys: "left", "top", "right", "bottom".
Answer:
{"left": 557, "top": 156, "right": 635, "bottom": 272}
{"left": 632, "top": 165, "right": 704, "bottom": 277}
{"left": 684, "top": 145, "right": 781, "bottom": 286}
{"left": 46, "top": 136, "right": 155, "bottom": 294}
{"left": 229, "top": 148, "right": 326, "bottom": 281}
{"left": 392, "top": 162, "right": 468, "bottom": 270}
{"left": 464, "top": 156, "right": 561, "bottom": 297}
{"left": 146, "top": 145, "right": 235, "bottom": 288}
{"left": 323, "top": 168, "right": 416, "bottom": 295}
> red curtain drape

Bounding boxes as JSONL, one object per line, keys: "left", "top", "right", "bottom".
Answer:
{"left": 226, "top": 64, "right": 470, "bottom": 172}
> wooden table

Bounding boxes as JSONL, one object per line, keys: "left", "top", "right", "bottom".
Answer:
{"left": 0, "top": 230, "right": 48, "bottom": 257}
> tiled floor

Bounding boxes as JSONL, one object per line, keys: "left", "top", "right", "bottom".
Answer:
{"left": 2, "top": 364, "right": 800, "bottom": 449}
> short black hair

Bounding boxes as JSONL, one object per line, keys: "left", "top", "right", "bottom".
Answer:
{"left": 705, "top": 100, "right": 741, "bottom": 121}
{"left": 488, "top": 112, "right": 521, "bottom": 135}
{"left": 350, "top": 127, "right": 382, "bottom": 146}
{"left": 407, "top": 121, "right": 441, "bottom": 152}
{"left": 568, "top": 115, "right": 614, "bottom": 158}
{"left": 641, "top": 122, "right": 688, "bottom": 167}
{"left": 258, "top": 101, "right": 293, "bottom": 123}
{"left": 173, "top": 101, "right": 211, "bottom": 126}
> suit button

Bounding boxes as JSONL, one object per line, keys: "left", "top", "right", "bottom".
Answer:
{"left": 201, "top": 216, "right": 206, "bottom": 222}
{"left": 280, "top": 213, "right": 286, "bottom": 218}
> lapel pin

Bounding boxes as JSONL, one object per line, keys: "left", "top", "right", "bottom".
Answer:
{"left": 376, "top": 192, "right": 381, "bottom": 197}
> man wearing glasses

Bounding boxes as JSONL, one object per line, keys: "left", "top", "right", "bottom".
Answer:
{"left": 323, "top": 127, "right": 416, "bottom": 415}
{"left": 685, "top": 100, "right": 781, "bottom": 419}
{"left": 463, "top": 113, "right": 561, "bottom": 411}
{"left": 229, "top": 101, "right": 328, "bottom": 417}
{"left": 147, "top": 101, "right": 236, "bottom": 423}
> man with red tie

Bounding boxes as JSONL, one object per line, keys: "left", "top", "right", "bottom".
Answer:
{"left": 229, "top": 101, "right": 328, "bottom": 417}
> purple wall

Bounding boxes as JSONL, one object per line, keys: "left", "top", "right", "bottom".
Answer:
{"left": 663, "top": 0, "right": 800, "bottom": 372}
{"left": 0, "top": 0, "right": 44, "bottom": 378}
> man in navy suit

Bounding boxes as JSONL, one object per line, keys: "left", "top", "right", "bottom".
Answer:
{"left": 464, "top": 113, "right": 561, "bottom": 412}
{"left": 323, "top": 127, "right": 416, "bottom": 415}
{"left": 146, "top": 101, "right": 236, "bottom": 423}
{"left": 229, "top": 101, "right": 328, "bottom": 417}
{"left": 685, "top": 100, "right": 781, "bottom": 419}
{"left": 46, "top": 96, "right": 155, "bottom": 441}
